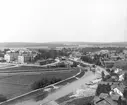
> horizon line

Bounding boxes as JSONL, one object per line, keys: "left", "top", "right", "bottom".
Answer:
{"left": 0, "top": 41, "right": 126, "bottom": 44}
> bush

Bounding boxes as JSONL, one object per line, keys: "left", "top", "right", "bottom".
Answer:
{"left": 34, "top": 91, "right": 48, "bottom": 101}
{"left": 124, "top": 73, "right": 127, "bottom": 81}
{"left": 31, "top": 77, "right": 62, "bottom": 90}
{"left": 71, "top": 62, "right": 78, "bottom": 67}
{"left": 123, "top": 88, "right": 127, "bottom": 99}
{"left": 0, "top": 94, "right": 7, "bottom": 102}
{"left": 81, "top": 56, "right": 93, "bottom": 64}
{"left": 96, "top": 84, "right": 111, "bottom": 96}
{"left": 106, "top": 68, "right": 110, "bottom": 72}
{"left": 101, "top": 71, "right": 105, "bottom": 81}
{"left": 123, "top": 73, "right": 127, "bottom": 86}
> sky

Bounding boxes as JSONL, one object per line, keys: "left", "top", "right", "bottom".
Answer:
{"left": 0, "top": 0, "right": 127, "bottom": 43}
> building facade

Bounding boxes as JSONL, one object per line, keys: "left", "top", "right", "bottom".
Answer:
{"left": 4, "top": 53, "right": 19, "bottom": 62}
{"left": 18, "top": 55, "right": 32, "bottom": 64}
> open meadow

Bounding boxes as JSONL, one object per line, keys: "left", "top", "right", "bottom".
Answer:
{"left": 0, "top": 65, "right": 71, "bottom": 72}
{"left": 0, "top": 68, "right": 79, "bottom": 99}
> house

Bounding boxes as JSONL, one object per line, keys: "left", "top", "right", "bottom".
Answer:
{"left": 99, "top": 50, "right": 109, "bottom": 54}
{"left": 94, "top": 93, "right": 118, "bottom": 105}
{"left": 18, "top": 49, "right": 38, "bottom": 64}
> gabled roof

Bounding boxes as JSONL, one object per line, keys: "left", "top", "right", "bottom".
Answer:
{"left": 94, "top": 93, "right": 118, "bottom": 105}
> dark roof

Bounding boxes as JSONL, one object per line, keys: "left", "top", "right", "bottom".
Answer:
{"left": 94, "top": 93, "right": 118, "bottom": 105}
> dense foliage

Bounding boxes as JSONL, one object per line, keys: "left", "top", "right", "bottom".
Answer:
{"left": 81, "top": 47, "right": 125, "bottom": 54}
{"left": 81, "top": 56, "right": 93, "bottom": 64}
{"left": 81, "top": 55, "right": 102, "bottom": 66}
{"left": 34, "top": 49, "right": 70, "bottom": 61}
{"left": 95, "top": 84, "right": 111, "bottom": 96}
{"left": 101, "top": 71, "right": 105, "bottom": 81}
{"left": 0, "top": 94, "right": 7, "bottom": 102}
{"left": 31, "top": 77, "right": 62, "bottom": 90}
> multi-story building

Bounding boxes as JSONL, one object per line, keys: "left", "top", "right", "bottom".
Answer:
{"left": 4, "top": 48, "right": 37, "bottom": 63}
{"left": 4, "top": 53, "right": 19, "bottom": 62}
{"left": 18, "top": 55, "right": 32, "bottom": 64}
{"left": 17, "top": 49, "right": 38, "bottom": 64}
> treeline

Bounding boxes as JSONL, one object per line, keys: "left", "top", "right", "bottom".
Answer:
{"left": 80, "top": 47, "right": 125, "bottom": 54}
{"left": 31, "top": 77, "right": 62, "bottom": 90}
{"left": 95, "top": 84, "right": 111, "bottom": 96}
{"left": 38, "top": 59, "right": 55, "bottom": 65}
{"left": 0, "top": 94, "right": 7, "bottom": 102}
{"left": 81, "top": 55, "right": 103, "bottom": 66}
{"left": 34, "top": 49, "right": 70, "bottom": 61}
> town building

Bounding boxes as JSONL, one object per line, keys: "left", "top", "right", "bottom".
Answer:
{"left": 18, "top": 55, "right": 32, "bottom": 64}
{"left": 4, "top": 48, "right": 38, "bottom": 63}
{"left": 4, "top": 53, "right": 18, "bottom": 62}
{"left": 17, "top": 49, "right": 37, "bottom": 64}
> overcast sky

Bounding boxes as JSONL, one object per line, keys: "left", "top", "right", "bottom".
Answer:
{"left": 0, "top": 0, "right": 127, "bottom": 43}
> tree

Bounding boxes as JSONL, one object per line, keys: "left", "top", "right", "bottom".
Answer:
{"left": 124, "top": 73, "right": 127, "bottom": 81}
{"left": 95, "top": 84, "right": 111, "bottom": 96}
{"left": 106, "top": 68, "right": 110, "bottom": 72}
{"left": 101, "top": 71, "right": 105, "bottom": 81}
{"left": 71, "top": 62, "right": 78, "bottom": 67}
{"left": 118, "top": 96, "right": 122, "bottom": 105}
{"left": 123, "top": 88, "right": 127, "bottom": 100}
{"left": 3, "top": 49, "right": 10, "bottom": 54}
{"left": 31, "top": 77, "right": 61, "bottom": 90}
{"left": 81, "top": 56, "right": 93, "bottom": 63}
{"left": 0, "top": 94, "right": 7, "bottom": 102}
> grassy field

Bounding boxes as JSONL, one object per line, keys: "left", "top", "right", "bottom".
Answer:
{"left": 0, "top": 66, "right": 69, "bottom": 71}
{"left": 0, "top": 68, "right": 79, "bottom": 99}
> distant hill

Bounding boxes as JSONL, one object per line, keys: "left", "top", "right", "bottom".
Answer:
{"left": 0, "top": 42, "right": 127, "bottom": 48}
{"left": 0, "top": 42, "right": 66, "bottom": 48}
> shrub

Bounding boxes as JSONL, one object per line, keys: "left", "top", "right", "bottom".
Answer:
{"left": 123, "top": 73, "right": 127, "bottom": 86}
{"left": 123, "top": 88, "right": 127, "bottom": 99}
{"left": 31, "top": 77, "right": 62, "bottom": 90}
{"left": 124, "top": 73, "right": 127, "bottom": 81}
{"left": 101, "top": 71, "right": 105, "bottom": 81}
{"left": 34, "top": 91, "right": 48, "bottom": 101}
{"left": 103, "top": 75, "right": 111, "bottom": 81}
{"left": 96, "top": 84, "right": 111, "bottom": 96}
{"left": 0, "top": 94, "right": 7, "bottom": 102}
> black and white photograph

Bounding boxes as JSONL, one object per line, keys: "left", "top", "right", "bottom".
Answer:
{"left": 0, "top": 0, "right": 127, "bottom": 105}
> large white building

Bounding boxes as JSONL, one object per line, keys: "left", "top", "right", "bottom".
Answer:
{"left": 18, "top": 50, "right": 36, "bottom": 64}
{"left": 18, "top": 55, "right": 32, "bottom": 64}
{"left": 4, "top": 53, "right": 19, "bottom": 62}
{"left": 4, "top": 49, "right": 38, "bottom": 63}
